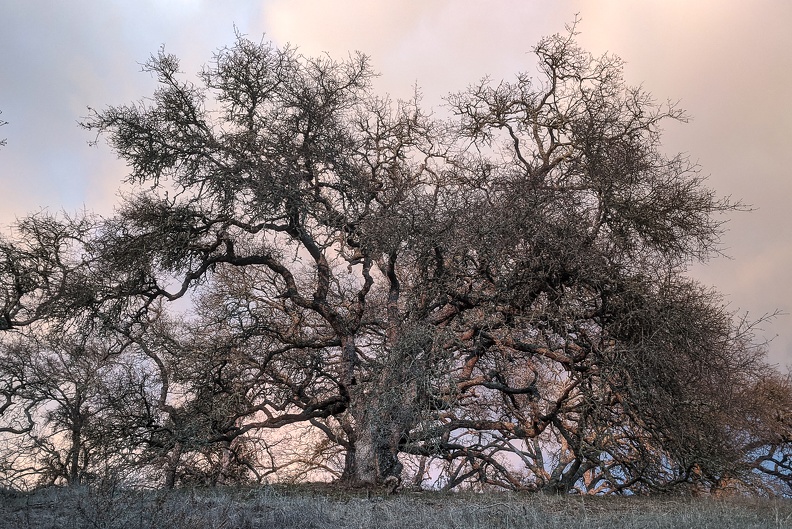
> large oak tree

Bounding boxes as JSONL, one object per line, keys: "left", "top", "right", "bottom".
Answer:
{"left": 1, "top": 28, "right": 788, "bottom": 493}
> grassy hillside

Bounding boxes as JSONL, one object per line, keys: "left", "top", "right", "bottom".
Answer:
{"left": 1, "top": 485, "right": 790, "bottom": 529}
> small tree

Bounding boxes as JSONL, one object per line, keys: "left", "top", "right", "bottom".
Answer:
{"left": 0, "top": 329, "right": 124, "bottom": 487}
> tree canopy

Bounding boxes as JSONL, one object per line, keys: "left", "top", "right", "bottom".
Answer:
{"left": 1, "top": 29, "right": 790, "bottom": 495}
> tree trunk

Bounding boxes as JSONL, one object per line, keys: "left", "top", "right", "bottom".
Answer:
{"left": 342, "top": 421, "right": 403, "bottom": 486}
{"left": 67, "top": 401, "right": 84, "bottom": 486}
{"left": 340, "top": 334, "right": 405, "bottom": 486}
{"left": 163, "top": 442, "right": 182, "bottom": 489}
{"left": 344, "top": 392, "right": 404, "bottom": 486}
{"left": 353, "top": 427, "right": 379, "bottom": 484}
{"left": 68, "top": 423, "right": 82, "bottom": 485}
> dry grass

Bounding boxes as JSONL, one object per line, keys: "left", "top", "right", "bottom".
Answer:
{"left": 1, "top": 485, "right": 790, "bottom": 529}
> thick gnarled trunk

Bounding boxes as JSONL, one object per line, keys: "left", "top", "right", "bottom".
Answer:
{"left": 341, "top": 414, "right": 403, "bottom": 486}
{"left": 340, "top": 335, "right": 404, "bottom": 486}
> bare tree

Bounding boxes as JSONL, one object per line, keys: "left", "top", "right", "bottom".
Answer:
{"left": 57, "top": 26, "right": 789, "bottom": 494}
{"left": 0, "top": 328, "right": 130, "bottom": 487}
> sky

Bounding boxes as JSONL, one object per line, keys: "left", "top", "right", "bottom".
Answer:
{"left": 1, "top": 1, "right": 790, "bottom": 367}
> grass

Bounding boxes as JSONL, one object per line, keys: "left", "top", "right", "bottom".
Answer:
{"left": 1, "top": 484, "right": 790, "bottom": 529}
